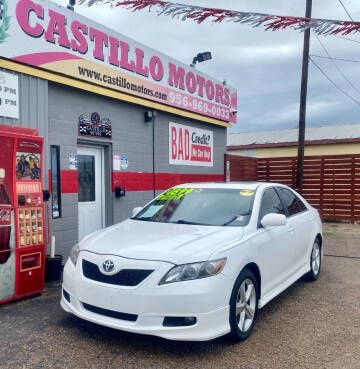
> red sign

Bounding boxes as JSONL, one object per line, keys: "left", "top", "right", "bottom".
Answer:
{"left": 3, "top": 0, "right": 238, "bottom": 123}
{"left": 169, "top": 122, "right": 213, "bottom": 167}
{"left": 17, "top": 139, "right": 42, "bottom": 154}
{"left": 191, "top": 144, "right": 212, "bottom": 162}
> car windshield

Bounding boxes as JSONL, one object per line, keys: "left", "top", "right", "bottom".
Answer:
{"left": 132, "top": 188, "right": 255, "bottom": 227}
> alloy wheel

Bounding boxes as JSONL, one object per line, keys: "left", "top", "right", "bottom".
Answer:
{"left": 236, "top": 278, "right": 256, "bottom": 332}
{"left": 312, "top": 242, "right": 321, "bottom": 276}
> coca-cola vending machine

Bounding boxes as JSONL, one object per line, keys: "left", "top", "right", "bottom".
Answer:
{"left": 0, "top": 125, "right": 45, "bottom": 304}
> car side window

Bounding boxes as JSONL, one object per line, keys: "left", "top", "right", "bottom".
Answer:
{"left": 277, "top": 188, "right": 307, "bottom": 217}
{"left": 258, "top": 188, "right": 285, "bottom": 224}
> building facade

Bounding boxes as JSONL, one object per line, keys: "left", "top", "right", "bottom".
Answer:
{"left": 0, "top": 0, "right": 237, "bottom": 258}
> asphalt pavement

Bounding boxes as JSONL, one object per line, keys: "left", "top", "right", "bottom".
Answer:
{"left": 0, "top": 223, "right": 359, "bottom": 369}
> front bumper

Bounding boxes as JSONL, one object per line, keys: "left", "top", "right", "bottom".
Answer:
{"left": 61, "top": 251, "right": 232, "bottom": 341}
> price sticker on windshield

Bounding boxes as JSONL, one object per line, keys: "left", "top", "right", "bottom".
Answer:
{"left": 158, "top": 188, "right": 194, "bottom": 201}
{"left": 240, "top": 190, "right": 254, "bottom": 197}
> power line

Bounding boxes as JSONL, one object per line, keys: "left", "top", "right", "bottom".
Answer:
{"left": 310, "top": 54, "right": 360, "bottom": 63}
{"left": 309, "top": 56, "right": 360, "bottom": 106}
{"left": 338, "top": 0, "right": 354, "bottom": 21}
{"left": 334, "top": 35, "right": 360, "bottom": 44}
{"left": 315, "top": 34, "right": 360, "bottom": 96}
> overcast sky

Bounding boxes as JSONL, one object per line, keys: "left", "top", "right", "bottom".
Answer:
{"left": 53, "top": 0, "right": 360, "bottom": 133}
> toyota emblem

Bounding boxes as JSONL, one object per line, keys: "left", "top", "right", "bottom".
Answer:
{"left": 102, "top": 260, "right": 115, "bottom": 273}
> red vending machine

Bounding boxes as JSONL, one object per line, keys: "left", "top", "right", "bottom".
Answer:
{"left": 0, "top": 125, "right": 45, "bottom": 304}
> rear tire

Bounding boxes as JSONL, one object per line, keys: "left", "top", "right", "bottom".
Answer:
{"left": 229, "top": 269, "right": 259, "bottom": 342}
{"left": 305, "top": 239, "right": 321, "bottom": 281}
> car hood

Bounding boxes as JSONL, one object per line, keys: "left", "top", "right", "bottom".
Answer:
{"left": 80, "top": 219, "right": 244, "bottom": 265}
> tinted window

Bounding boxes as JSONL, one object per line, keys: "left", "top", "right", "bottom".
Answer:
{"left": 133, "top": 188, "right": 255, "bottom": 227}
{"left": 259, "top": 188, "right": 285, "bottom": 222}
{"left": 50, "top": 146, "right": 61, "bottom": 218}
{"left": 277, "top": 188, "right": 307, "bottom": 217}
{"left": 78, "top": 155, "right": 95, "bottom": 202}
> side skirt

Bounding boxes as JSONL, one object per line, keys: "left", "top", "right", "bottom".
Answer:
{"left": 258, "top": 265, "right": 310, "bottom": 309}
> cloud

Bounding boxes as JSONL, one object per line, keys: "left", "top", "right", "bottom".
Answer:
{"left": 53, "top": 0, "right": 360, "bottom": 133}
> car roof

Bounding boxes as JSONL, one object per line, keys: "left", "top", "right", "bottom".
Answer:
{"left": 175, "top": 181, "right": 282, "bottom": 190}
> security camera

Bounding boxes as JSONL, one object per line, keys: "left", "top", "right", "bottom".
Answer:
{"left": 230, "top": 108, "right": 238, "bottom": 115}
{"left": 67, "top": 0, "right": 75, "bottom": 10}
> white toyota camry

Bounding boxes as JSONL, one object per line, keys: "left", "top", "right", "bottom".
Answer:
{"left": 61, "top": 182, "right": 322, "bottom": 342}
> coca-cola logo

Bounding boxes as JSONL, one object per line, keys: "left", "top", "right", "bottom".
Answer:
{"left": 19, "top": 141, "right": 40, "bottom": 149}
{"left": 0, "top": 208, "right": 11, "bottom": 224}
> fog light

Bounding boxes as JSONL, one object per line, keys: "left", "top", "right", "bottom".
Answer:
{"left": 63, "top": 288, "right": 70, "bottom": 303}
{"left": 163, "top": 317, "right": 197, "bottom": 327}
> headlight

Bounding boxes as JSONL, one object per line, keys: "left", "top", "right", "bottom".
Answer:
{"left": 69, "top": 243, "right": 80, "bottom": 266}
{"left": 159, "top": 258, "right": 226, "bottom": 285}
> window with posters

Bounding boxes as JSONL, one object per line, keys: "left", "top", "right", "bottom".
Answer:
{"left": 15, "top": 140, "right": 42, "bottom": 181}
{"left": 169, "top": 122, "right": 213, "bottom": 167}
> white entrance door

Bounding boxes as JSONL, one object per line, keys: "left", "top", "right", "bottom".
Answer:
{"left": 77, "top": 146, "right": 104, "bottom": 242}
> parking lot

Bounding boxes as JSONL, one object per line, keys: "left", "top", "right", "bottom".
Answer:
{"left": 0, "top": 223, "right": 359, "bottom": 369}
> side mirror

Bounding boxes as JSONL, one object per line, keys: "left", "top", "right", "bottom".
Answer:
{"left": 261, "top": 213, "right": 287, "bottom": 228}
{"left": 132, "top": 207, "right": 142, "bottom": 217}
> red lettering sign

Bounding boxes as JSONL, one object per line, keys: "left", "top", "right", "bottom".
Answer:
{"left": 169, "top": 122, "right": 213, "bottom": 167}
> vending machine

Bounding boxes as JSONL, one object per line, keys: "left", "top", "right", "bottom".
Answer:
{"left": 0, "top": 125, "right": 45, "bottom": 304}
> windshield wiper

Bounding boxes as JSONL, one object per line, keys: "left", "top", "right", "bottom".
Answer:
{"left": 171, "top": 219, "right": 211, "bottom": 226}
{"left": 222, "top": 212, "right": 252, "bottom": 226}
{"left": 131, "top": 217, "right": 153, "bottom": 222}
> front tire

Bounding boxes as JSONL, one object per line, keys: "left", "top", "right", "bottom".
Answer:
{"left": 305, "top": 239, "right": 321, "bottom": 281}
{"left": 229, "top": 269, "right": 259, "bottom": 342}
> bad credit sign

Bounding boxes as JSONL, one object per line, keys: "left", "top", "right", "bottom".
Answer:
{"left": 169, "top": 122, "right": 213, "bottom": 167}
{"left": 0, "top": 0, "right": 237, "bottom": 123}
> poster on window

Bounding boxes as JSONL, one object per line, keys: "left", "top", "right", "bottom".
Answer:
{"left": 169, "top": 122, "right": 213, "bottom": 167}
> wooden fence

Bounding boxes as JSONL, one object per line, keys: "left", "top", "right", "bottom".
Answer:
{"left": 226, "top": 153, "right": 360, "bottom": 223}
{"left": 224, "top": 154, "right": 258, "bottom": 182}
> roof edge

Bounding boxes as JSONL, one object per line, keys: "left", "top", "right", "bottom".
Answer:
{"left": 227, "top": 137, "right": 360, "bottom": 150}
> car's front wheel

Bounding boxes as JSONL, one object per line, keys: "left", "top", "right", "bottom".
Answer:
{"left": 229, "top": 269, "right": 259, "bottom": 341}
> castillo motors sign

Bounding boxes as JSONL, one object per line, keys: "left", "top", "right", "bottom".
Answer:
{"left": 169, "top": 122, "right": 213, "bottom": 167}
{"left": 0, "top": 0, "right": 238, "bottom": 123}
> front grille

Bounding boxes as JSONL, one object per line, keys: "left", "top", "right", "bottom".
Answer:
{"left": 82, "top": 259, "right": 154, "bottom": 286}
{"left": 82, "top": 303, "right": 138, "bottom": 322}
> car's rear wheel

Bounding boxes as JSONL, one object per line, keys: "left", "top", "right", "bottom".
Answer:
{"left": 305, "top": 239, "right": 321, "bottom": 281}
{"left": 229, "top": 269, "right": 259, "bottom": 341}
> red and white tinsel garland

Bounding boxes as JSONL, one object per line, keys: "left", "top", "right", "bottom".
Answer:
{"left": 76, "top": 0, "right": 360, "bottom": 36}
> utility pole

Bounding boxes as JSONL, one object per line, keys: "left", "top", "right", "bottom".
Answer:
{"left": 296, "top": 0, "right": 312, "bottom": 189}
